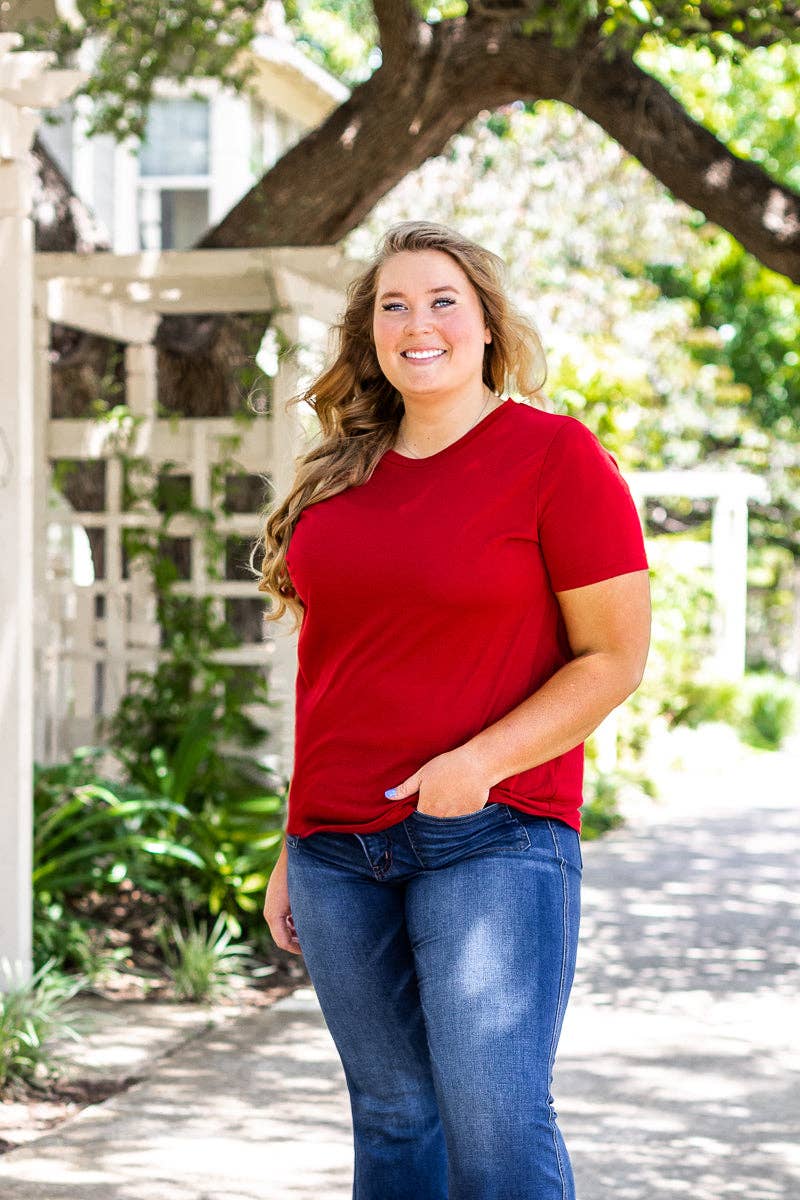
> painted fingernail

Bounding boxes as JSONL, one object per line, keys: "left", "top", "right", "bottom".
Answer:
{"left": 385, "top": 788, "right": 397, "bottom": 798}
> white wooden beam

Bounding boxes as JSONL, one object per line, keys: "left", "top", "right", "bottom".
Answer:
{"left": 0, "top": 147, "right": 36, "bottom": 990}
{"left": 32, "top": 280, "right": 53, "bottom": 765}
{"left": 271, "top": 265, "right": 345, "bottom": 326}
{"left": 44, "top": 278, "right": 159, "bottom": 343}
{"left": 627, "top": 469, "right": 769, "bottom": 503}
{"left": 35, "top": 250, "right": 351, "bottom": 320}
{"left": 33, "top": 244, "right": 354, "bottom": 288}
{"left": 626, "top": 469, "right": 769, "bottom": 682}
{"left": 124, "top": 343, "right": 158, "bottom": 417}
{"left": 47, "top": 416, "right": 277, "bottom": 469}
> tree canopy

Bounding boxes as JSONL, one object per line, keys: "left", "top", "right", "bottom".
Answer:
{"left": 11, "top": 0, "right": 800, "bottom": 279}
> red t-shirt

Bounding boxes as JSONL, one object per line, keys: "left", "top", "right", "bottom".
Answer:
{"left": 284, "top": 397, "right": 648, "bottom": 837}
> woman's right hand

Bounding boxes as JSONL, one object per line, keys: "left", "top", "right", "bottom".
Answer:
{"left": 263, "top": 841, "right": 303, "bottom": 955}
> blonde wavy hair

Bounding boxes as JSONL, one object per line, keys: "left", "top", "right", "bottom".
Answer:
{"left": 252, "top": 219, "right": 548, "bottom": 633}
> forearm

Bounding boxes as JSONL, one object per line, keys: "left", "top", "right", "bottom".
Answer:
{"left": 460, "top": 652, "right": 642, "bottom": 787}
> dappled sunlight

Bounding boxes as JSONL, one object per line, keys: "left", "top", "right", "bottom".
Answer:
{"left": 551, "top": 742, "right": 799, "bottom": 1199}
{"left": 573, "top": 798, "right": 798, "bottom": 1005}
{"left": 0, "top": 998, "right": 354, "bottom": 1198}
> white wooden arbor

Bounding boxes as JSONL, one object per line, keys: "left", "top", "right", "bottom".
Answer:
{"left": 0, "top": 35, "right": 357, "bottom": 982}
{"left": 22, "top": 246, "right": 353, "bottom": 967}
{"left": 627, "top": 470, "right": 769, "bottom": 680}
{"left": 33, "top": 244, "right": 352, "bottom": 761}
{"left": 591, "top": 468, "right": 769, "bottom": 773}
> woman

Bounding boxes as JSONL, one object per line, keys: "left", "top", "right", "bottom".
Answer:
{"left": 256, "top": 220, "right": 651, "bottom": 1199}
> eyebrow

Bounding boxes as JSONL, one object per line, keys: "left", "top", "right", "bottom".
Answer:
{"left": 377, "top": 285, "right": 461, "bottom": 301}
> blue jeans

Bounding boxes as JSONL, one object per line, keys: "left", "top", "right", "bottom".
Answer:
{"left": 285, "top": 802, "right": 582, "bottom": 1200}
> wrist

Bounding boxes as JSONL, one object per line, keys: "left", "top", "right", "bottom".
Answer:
{"left": 456, "top": 738, "right": 505, "bottom": 790}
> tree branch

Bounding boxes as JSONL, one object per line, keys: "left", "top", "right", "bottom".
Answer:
{"left": 697, "top": 2, "right": 800, "bottom": 49}
{"left": 32, "top": 135, "right": 110, "bottom": 254}
{"left": 194, "top": 16, "right": 496, "bottom": 254}
{"left": 372, "top": 0, "right": 420, "bottom": 68}
{"left": 194, "top": 13, "right": 800, "bottom": 284}
{"left": 554, "top": 47, "right": 800, "bottom": 280}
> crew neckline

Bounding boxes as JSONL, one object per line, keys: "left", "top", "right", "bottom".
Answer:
{"left": 382, "top": 397, "right": 514, "bottom": 468}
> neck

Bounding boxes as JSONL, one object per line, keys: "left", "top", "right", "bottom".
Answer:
{"left": 396, "top": 387, "right": 498, "bottom": 457}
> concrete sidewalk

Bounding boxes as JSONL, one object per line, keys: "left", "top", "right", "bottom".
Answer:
{"left": 1, "top": 728, "right": 798, "bottom": 1199}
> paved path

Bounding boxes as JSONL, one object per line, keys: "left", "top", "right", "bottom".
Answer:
{"left": 1, "top": 728, "right": 797, "bottom": 1198}
{"left": 560, "top": 727, "right": 799, "bottom": 1200}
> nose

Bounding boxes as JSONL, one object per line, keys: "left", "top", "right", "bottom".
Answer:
{"left": 403, "top": 307, "right": 435, "bottom": 334}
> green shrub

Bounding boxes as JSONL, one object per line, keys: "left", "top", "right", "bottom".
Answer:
{"left": 580, "top": 763, "right": 658, "bottom": 840}
{"left": 34, "top": 747, "right": 205, "bottom": 900}
{"left": 660, "top": 671, "right": 798, "bottom": 749}
{"left": 740, "top": 686, "right": 797, "bottom": 749}
{"left": 667, "top": 679, "right": 743, "bottom": 729}
{"left": 118, "top": 700, "right": 286, "bottom": 934}
{"left": 0, "top": 958, "right": 89, "bottom": 1095}
{"left": 32, "top": 899, "right": 125, "bottom": 981}
{"left": 34, "top": 742, "right": 286, "bottom": 955}
{"left": 157, "top": 907, "right": 254, "bottom": 1003}
{"left": 580, "top": 777, "right": 626, "bottom": 840}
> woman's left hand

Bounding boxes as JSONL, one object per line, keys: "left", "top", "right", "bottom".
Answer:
{"left": 385, "top": 746, "right": 492, "bottom": 817}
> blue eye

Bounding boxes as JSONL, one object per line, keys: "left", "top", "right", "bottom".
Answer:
{"left": 381, "top": 297, "right": 455, "bottom": 311}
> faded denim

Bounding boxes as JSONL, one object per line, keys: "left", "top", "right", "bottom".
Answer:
{"left": 285, "top": 801, "right": 582, "bottom": 1200}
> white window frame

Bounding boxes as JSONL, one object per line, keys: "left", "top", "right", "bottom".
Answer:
{"left": 134, "top": 81, "right": 217, "bottom": 251}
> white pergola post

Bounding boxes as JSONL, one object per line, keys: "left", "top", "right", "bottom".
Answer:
{"left": 710, "top": 492, "right": 751, "bottom": 680}
{"left": 627, "top": 471, "right": 769, "bottom": 685}
{"left": 0, "top": 36, "right": 86, "bottom": 985}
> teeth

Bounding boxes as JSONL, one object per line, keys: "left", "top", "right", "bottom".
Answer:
{"left": 403, "top": 349, "right": 445, "bottom": 360}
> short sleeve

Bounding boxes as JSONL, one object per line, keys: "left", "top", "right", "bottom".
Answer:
{"left": 536, "top": 417, "right": 649, "bottom": 592}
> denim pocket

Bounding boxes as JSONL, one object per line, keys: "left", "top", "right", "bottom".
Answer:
{"left": 409, "top": 800, "right": 494, "bottom": 823}
{"left": 405, "top": 802, "right": 531, "bottom": 860}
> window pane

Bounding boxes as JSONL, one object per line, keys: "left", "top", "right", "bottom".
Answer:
{"left": 139, "top": 188, "right": 209, "bottom": 250}
{"left": 161, "top": 189, "right": 209, "bottom": 249}
{"left": 39, "top": 101, "right": 73, "bottom": 177}
{"left": 139, "top": 99, "right": 210, "bottom": 176}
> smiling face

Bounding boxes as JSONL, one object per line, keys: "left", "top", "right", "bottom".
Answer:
{"left": 372, "top": 249, "right": 492, "bottom": 404}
